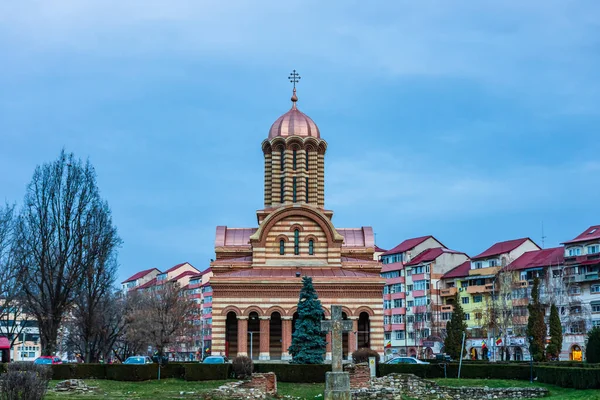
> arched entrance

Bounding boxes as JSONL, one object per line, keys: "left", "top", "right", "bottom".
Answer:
{"left": 357, "top": 312, "right": 370, "bottom": 349}
{"left": 570, "top": 345, "right": 582, "bottom": 361}
{"left": 469, "top": 347, "right": 478, "bottom": 360}
{"left": 248, "top": 312, "right": 260, "bottom": 360}
{"left": 270, "top": 312, "right": 282, "bottom": 360}
{"left": 514, "top": 347, "right": 522, "bottom": 361}
{"left": 424, "top": 347, "right": 433, "bottom": 359}
{"left": 342, "top": 312, "right": 350, "bottom": 359}
{"left": 409, "top": 348, "right": 417, "bottom": 357}
{"left": 225, "top": 312, "right": 238, "bottom": 358}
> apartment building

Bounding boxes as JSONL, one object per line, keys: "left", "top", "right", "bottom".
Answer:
{"left": 187, "top": 268, "right": 214, "bottom": 360}
{"left": 380, "top": 236, "right": 468, "bottom": 359}
{"left": 440, "top": 238, "right": 539, "bottom": 360}
{"left": 121, "top": 268, "right": 160, "bottom": 293}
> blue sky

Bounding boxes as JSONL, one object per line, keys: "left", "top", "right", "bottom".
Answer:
{"left": 1, "top": 1, "right": 599, "bottom": 283}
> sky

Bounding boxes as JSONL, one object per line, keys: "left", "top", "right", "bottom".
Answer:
{"left": 1, "top": 1, "right": 599, "bottom": 283}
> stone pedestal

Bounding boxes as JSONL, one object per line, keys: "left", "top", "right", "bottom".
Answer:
{"left": 324, "top": 371, "right": 351, "bottom": 400}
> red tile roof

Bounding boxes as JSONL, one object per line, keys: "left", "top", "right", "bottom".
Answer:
{"left": 136, "top": 277, "right": 157, "bottom": 290}
{"left": 405, "top": 248, "right": 467, "bottom": 266}
{"left": 381, "top": 236, "right": 443, "bottom": 256}
{"left": 216, "top": 268, "right": 380, "bottom": 279}
{"left": 506, "top": 247, "right": 564, "bottom": 271}
{"left": 562, "top": 225, "right": 600, "bottom": 245}
{"left": 471, "top": 238, "right": 536, "bottom": 260}
{"left": 374, "top": 245, "right": 387, "bottom": 253}
{"left": 442, "top": 261, "right": 471, "bottom": 279}
{"left": 121, "top": 268, "right": 160, "bottom": 284}
{"left": 170, "top": 270, "right": 198, "bottom": 282}
{"left": 164, "top": 262, "right": 192, "bottom": 274}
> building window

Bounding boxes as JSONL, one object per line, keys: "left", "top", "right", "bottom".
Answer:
{"left": 461, "top": 297, "right": 470, "bottom": 304}
{"left": 392, "top": 314, "right": 403, "bottom": 323}
{"left": 473, "top": 295, "right": 483, "bottom": 303}
{"left": 588, "top": 245, "right": 600, "bottom": 255}
{"left": 384, "top": 333, "right": 391, "bottom": 341}
{"left": 407, "top": 301, "right": 414, "bottom": 308}
{"left": 308, "top": 240, "right": 314, "bottom": 255}
{"left": 293, "top": 149, "right": 297, "bottom": 170}
{"left": 407, "top": 284, "right": 413, "bottom": 291}
{"left": 280, "top": 177, "right": 284, "bottom": 203}
{"left": 592, "top": 302, "right": 600, "bottom": 313}
{"left": 280, "top": 148, "right": 285, "bottom": 171}
{"left": 464, "top": 313, "right": 470, "bottom": 320}
{"left": 293, "top": 177, "right": 297, "bottom": 202}
{"left": 592, "top": 285, "right": 600, "bottom": 294}
{"left": 568, "top": 247, "right": 582, "bottom": 256}
{"left": 279, "top": 240, "right": 285, "bottom": 255}
{"left": 383, "top": 300, "right": 391, "bottom": 309}
{"left": 294, "top": 229, "right": 300, "bottom": 255}
{"left": 393, "top": 299, "right": 403, "bottom": 308}
{"left": 384, "top": 316, "right": 390, "bottom": 324}
{"left": 305, "top": 177, "right": 309, "bottom": 202}
{"left": 474, "top": 261, "right": 483, "bottom": 269}
{"left": 569, "top": 286, "right": 581, "bottom": 295}
{"left": 395, "top": 330, "right": 405, "bottom": 340}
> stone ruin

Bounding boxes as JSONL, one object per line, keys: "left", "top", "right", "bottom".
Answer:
{"left": 210, "top": 372, "right": 277, "bottom": 399}
{"left": 54, "top": 379, "right": 97, "bottom": 393}
{"left": 345, "top": 363, "right": 549, "bottom": 400}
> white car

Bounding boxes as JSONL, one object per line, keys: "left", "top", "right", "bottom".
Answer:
{"left": 385, "top": 356, "right": 430, "bottom": 365}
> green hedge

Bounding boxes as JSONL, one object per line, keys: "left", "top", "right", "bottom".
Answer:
{"left": 378, "top": 363, "right": 530, "bottom": 380}
{"left": 253, "top": 363, "right": 331, "bottom": 383}
{"left": 537, "top": 366, "right": 600, "bottom": 389}
{"left": 183, "top": 364, "right": 230, "bottom": 381}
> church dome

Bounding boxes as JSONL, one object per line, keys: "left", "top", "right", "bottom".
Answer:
{"left": 268, "top": 88, "right": 320, "bottom": 139}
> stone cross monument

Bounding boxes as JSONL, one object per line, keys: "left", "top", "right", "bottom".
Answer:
{"left": 321, "top": 305, "right": 353, "bottom": 400}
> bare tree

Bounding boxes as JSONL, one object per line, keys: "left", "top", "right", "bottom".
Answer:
{"left": 0, "top": 203, "right": 29, "bottom": 348}
{"left": 126, "top": 283, "right": 194, "bottom": 362}
{"left": 13, "top": 150, "right": 121, "bottom": 355}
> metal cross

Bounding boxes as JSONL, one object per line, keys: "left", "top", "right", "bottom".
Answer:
{"left": 288, "top": 69, "right": 301, "bottom": 88}
{"left": 321, "top": 305, "right": 353, "bottom": 372}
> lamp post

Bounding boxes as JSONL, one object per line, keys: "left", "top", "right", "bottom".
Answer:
{"left": 528, "top": 336, "right": 534, "bottom": 383}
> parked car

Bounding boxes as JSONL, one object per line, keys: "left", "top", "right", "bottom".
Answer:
{"left": 123, "top": 356, "right": 154, "bottom": 364}
{"left": 34, "top": 356, "right": 63, "bottom": 365}
{"left": 202, "top": 355, "right": 228, "bottom": 364}
{"left": 385, "top": 356, "right": 429, "bottom": 365}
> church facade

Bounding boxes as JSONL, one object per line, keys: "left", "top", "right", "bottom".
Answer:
{"left": 209, "top": 86, "right": 385, "bottom": 360}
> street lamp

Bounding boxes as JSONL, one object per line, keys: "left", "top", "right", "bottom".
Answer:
{"left": 527, "top": 336, "right": 534, "bottom": 383}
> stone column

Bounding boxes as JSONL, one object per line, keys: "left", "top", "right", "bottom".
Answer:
{"left": 259, "top": 316, "right": 271, "bottom": 360}
{"left": 281, "top": 316, "right": 293, "bottom": 361}
{"left": 237, "top": 316, "right": 249, "bottom": 357}
{"left": 348, "top": 317, "right": 359, "bottom": 360}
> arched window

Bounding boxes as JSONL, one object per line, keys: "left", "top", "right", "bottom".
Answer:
{"left": 280, "top": 240, "right": 285, "bottom": 255}
{"left": 306, "top": 150, "right": 309, "bottom": 171}
{"left": 280, "top": 148, "right": 285, "bottom": 171}
{"left": 305, "top": 177, "right": 309, "bottom": 202}
{"left": 308, "top": 240, "right": 314, "bottom": 255}
{"left": 280, "top": 177, "right": 284, "bottom": 203}
{"left": 293, "top": 177, "right": 297, "bottom": 202}
{"left": 293, "top": 150, "right": 297, "bottom": 170}
{"left": 294, "top": 229, "right": 300, "bottom": 255}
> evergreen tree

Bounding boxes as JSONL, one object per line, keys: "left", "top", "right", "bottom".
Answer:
{"left": 526, "top": 277, "right": 547, "bottom": 362}
{"left": 444, "top": 293, "right": 467, "bottom": 359}
{"left": 547, "top": 304, "right": 563, "bottom": 360}
{"left": 586, "top": 327, "right": 600, "bottom": 363}
{"left": 288, "top": 276, "right": 327, "bottom": 364}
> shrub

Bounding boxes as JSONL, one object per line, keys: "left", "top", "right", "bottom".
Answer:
{"left": 183, "top": 364, "right": 231, "bottom": 381}
{"left": 254, "top": 363, "right": 331, "bottom": 383}
{"left": 378, "top": 363, "right": 530, "bottom": 380}
{"left": 232, "top": 356, "right": 253, "bottom": 379}
{"left": 105, "top": 364, "right": 157, "bottom": 381}
{"left": 536, "top": 366, "right": 600, "bottom": 389}
{"left": 352, "top": 348, "right": 380, "bottom": 365}
{"left": 586, "top": 326, "right": 600, "bottom": 363}
{"left": 0, "top": 362, "right": 52, "bottom": 400}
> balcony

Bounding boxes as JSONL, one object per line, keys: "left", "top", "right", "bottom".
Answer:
{"left": 573, "top": 272, "right": 600, "bottom": 283}
{"left": 466, "top": 285, "right": 487, "bottom": 294}
{"left": 513, "top": 280, "right": 528, "bottom": 288}
{"left": 484, "top": 284, "right": 494, "bottom": 293}
{"left": 441, "top": 305, "right": 454, "bottom": 312}
{"left": 440, "top": 287, "right": 457, "bottom": 297}
{"left": 469, "top": 266, "right": 500, "bottom": 276}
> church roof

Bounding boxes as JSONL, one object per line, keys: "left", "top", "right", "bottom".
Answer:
{"left": 268, "top": 88, "right": 320, "bottom": 139}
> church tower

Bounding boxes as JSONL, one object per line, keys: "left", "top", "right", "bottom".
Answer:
{"left": 261, "top": 85, "right": 326, "bottom": 209}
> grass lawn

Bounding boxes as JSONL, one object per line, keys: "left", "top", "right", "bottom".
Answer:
{"left": 45, "top": 379, "right": 326, "bottom": 399}
{"left": 434, "top": 378, "right": 600, "bottom": 400}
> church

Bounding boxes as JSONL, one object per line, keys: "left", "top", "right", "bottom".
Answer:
{"left": 209, "top": 77, "right": 385, "bottom": 361}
